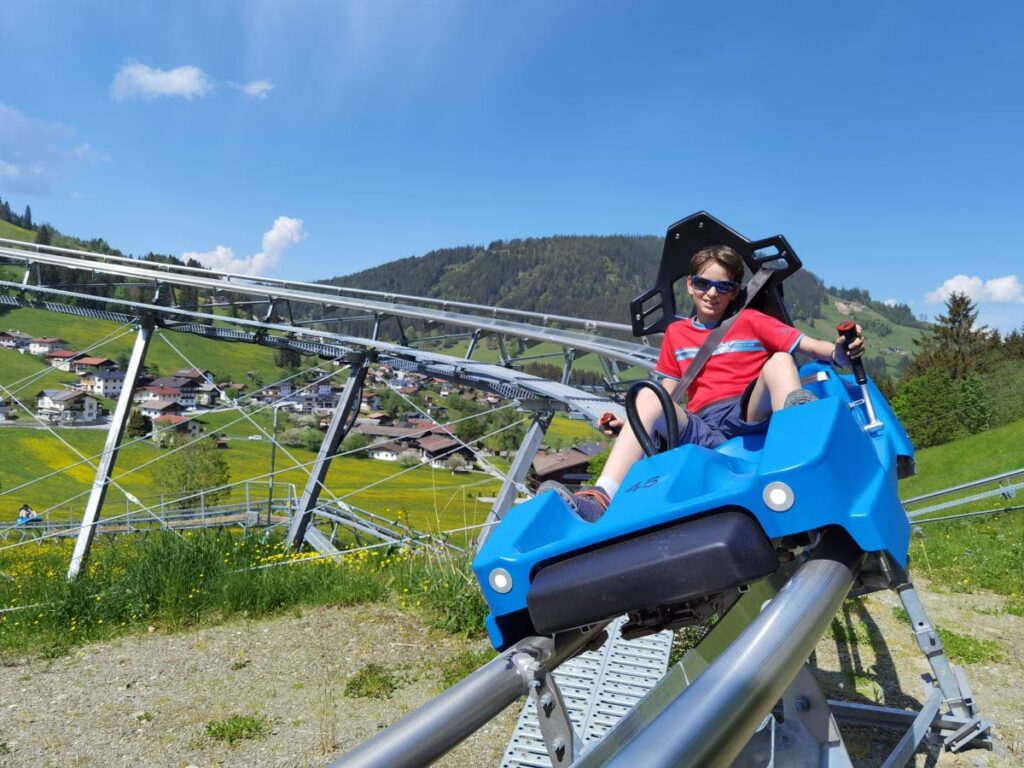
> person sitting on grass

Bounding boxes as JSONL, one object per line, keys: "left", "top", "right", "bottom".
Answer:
{"left": 567, "top": 244, "right": 866, "bottom": 522}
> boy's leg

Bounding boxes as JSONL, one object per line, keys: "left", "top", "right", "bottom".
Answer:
{"left": 744, "top": 352, "right": 803, "bottom": 422}
{"left": 599, "top": 386, "right": 688, "bottom": 492}
{"left": 563, "top": 387, "right": 688, "bottom": 521}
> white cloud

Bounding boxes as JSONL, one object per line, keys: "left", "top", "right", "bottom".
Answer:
{"left": 925, "top": 274, "right": 1024, "bottom": 305}
{"left": 184, "top": 216, "right": 306, "bottom": 276}
{"left": 236, "top": 80, "right": 275, "bottom": 99}
{"left": 110, "top": 62, "right": 214, "bottom": 101}
{"left": 0, "top": 103, "right": 102, "bottom": 194}
{"left": 883, "top": 298, "right": 898, "bottom": 307}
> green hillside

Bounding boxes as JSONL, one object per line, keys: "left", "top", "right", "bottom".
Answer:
{"left": 0, "top": 219, "right": 34, "bottom": 243}
{"left": 901, "top": 417, "right": 1024, "bottom": 602}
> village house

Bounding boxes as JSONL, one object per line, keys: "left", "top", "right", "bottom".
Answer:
{"left": 173, "top": 369, "right": 218, "bottom": 406}
{"left": 28, "top": 337, "right": 67, "bottom": 356}
{"left": 36, "top": 389, "right": 102, "bottom": 425}
{"left": 417, "top": 434, "right": 474, "bottom": 469}
{"left": 530, "top": 445, "right": 603, "bottom": 490}
{"left": 0, "top": 330, "right": 32, "bottom": 350}
{"left": 367, "top": 440, "right": 404, "bottom": 462}
{"left": 0, "top": 399, "right": 12, "bottom": 421}
{"left": 45, "top": 349, "right": 84, "bottom": 371}
{"left": 139, "top": 400, "right": 185, "bottom": 420}
{"left": 71, "top": 356, "right": 117, "bottom": 374}
{"left": 149, "top": 376, "right": 199, "bottom": 407}
{"left": 136, "top": 384, "right": 183, "bottom": 404}
{"left": 77, "top": 369, "right": 127, "bottom": 398}
{"left": 152, "top": 414, "right": 203, "bottom": 445}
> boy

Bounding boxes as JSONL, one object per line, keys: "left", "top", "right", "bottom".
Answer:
{"left": 569, "top": 244, "right": 866, "bottom": 521}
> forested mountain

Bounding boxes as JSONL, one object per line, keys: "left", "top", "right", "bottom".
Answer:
{"left": 328, "top": 235, "right": 919, "bottom": 331}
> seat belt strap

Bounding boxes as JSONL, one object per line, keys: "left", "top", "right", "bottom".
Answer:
{"left": 671, "top": 266, "right": 776, "bottom": 407}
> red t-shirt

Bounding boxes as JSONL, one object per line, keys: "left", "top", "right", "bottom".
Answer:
{"left": 656, "top": 309, "right": 804, "bottom": 413}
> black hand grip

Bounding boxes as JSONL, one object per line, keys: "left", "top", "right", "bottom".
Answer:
{"left": 625, "top": 381, "right": 678, "bottom": 457}
{"left": 836, "top": 321, "right": 867, "bottom": 385}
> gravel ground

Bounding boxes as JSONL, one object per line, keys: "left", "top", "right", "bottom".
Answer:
{"left": 0, "top": 583, "right": 1019, "bottom": 767}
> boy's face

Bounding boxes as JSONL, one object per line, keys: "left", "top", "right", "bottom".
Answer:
{"left": 687, "top": 262, "right": 738, "bottom": 325}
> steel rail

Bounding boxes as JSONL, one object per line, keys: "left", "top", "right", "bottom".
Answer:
{"left": 901, "top": 466, "right": 1024, "bottom": 507}
{"left": 1, "top": 245, "right": 656, "bottom": 370}
{"left": 0, "top": 279, "right": 623, "bottom": 425}
{"left": 598, "top": 531, "right": 861, "bottom": 768}
{"left": 0, "top": 238, "right": 635, "bottom": 334}
{"left": 328, "top": 623, "right": 610, "bottom": 768}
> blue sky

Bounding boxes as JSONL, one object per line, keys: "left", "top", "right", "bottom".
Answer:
{"left": 1, "top": 1, "right": 1022, "bottom": 330}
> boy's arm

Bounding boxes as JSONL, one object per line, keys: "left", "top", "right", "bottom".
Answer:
{"left": 795, "top": 324, "right": 865, "bottom": 367}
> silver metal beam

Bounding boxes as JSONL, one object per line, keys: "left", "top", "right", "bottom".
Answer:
{"left": 901, "top": 466, "right": 1024, "bottom": 507}
{"left": 286, "top": 358, "right": 370, "bottom": 551}
{"left": 328, "top": 623, "right": 609, "bottom": 768}
{"left": 67, "top": 322, "right": 153, "bottom": 579}
{"left": 0, "top": 282, "right": 625, "bottom": 426}
{"left": 475, "top": 411, "right": 552, "bottom": 551}
{"left": 1, "top": 244, "right": 657, "bottom": 371}
{"left": 596, "top": 532, "right": 861, "bottom": 768}
{"left": 0, "top": 236, "right": 633, "bottom": 334}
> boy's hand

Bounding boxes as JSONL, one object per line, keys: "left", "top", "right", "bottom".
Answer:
{"left": 833, "top": 323, "right": 866, "bottom": 366}
{"left": 598, "top": 411, "right": 623, "bottom": 437}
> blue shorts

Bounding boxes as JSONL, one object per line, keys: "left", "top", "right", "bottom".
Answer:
{"left": 679, "top": 381, "right": 768, "bottom": 449}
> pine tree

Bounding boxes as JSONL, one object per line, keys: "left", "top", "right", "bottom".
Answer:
{"left": 907, "top": 292, "right": 993, "bottom": 381}
{"left": 23, "top": 205, "right": 32, "bottom": 230}
{"left": 126, "top": 409, "right": 151, "bottom": 438}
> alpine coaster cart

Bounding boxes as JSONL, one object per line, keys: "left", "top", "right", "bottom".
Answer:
{"left": 331, "top": 213, "right": 994, "bottom": 768}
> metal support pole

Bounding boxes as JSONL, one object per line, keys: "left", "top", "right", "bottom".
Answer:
{"left": 896, "top": 580, "right": 974, "bottom": 718}
{"left": 68, "top": 321, "right": 153, "bottom": 579}
{"left": 267, "top": 404, "right": 280, "bottom": 523}
{"left": 561, "top": 348, "right": 576, "bottom": 386}
{"left": 286, "top": 358, "right": 370, "bottom": 550}
{"left": 596, "top": 531, "right": 861, "bottom": 768}
{"left": 329, "top": 623, "right": 609, "bottom": 768}
{"left": 475, "top": 411, "right": 551, "bottom": 551}
{"left": 465, "top": 329, "right": 482, "bottom": 360}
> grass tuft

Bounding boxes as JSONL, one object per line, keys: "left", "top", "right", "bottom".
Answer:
{"left": 205, "top": 713, "right": 271, "bottom": 744}
{"left": 344, "top": 663, "right": 398, "bottom": 699}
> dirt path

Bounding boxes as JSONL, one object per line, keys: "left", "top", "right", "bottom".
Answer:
{"left": 0, "top": 583, "right": 1019, "bottom": 767}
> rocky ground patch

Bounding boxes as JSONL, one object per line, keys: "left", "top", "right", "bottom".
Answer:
{"left": 0, "top": 582, "right": 1019, "bottom": 767}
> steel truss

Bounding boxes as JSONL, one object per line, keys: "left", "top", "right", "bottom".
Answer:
{"left": 331, "top": 534, "right": 993, "bottom": 767}
{"left": 0, "top": 240, "right": 628, "bottom": 567}
{"left": 0, "top": 238, "right": 995, "bottom": 765}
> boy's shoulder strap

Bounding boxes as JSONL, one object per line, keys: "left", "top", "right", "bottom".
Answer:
{"left": 671, "top": 266, "right": 776, "bottom": 406}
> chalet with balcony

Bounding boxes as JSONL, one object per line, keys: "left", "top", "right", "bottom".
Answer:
{"left": 78, "top": 369, "right": 127, "bottom": 398}
{"left": 36, "top": 389, "right": 102, "bottom": 425}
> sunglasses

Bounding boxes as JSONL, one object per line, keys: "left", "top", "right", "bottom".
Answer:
{"left": 690, "top": 275, "right": 739, "bottom": 295}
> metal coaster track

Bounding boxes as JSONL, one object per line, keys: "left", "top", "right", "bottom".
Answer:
{"left": 0, "top": 230, "right": 995, "bottom": 766}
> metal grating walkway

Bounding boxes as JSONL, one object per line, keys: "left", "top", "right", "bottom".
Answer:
{"left": 501, "top": 617, "right": 673, "bottom": 768}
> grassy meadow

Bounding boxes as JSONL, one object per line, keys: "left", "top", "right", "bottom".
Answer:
{"left": 899, "top": 417, "right": 1024, "bottom": 610}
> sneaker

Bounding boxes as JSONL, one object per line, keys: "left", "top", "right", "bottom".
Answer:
{"left": 538, "top": 481, "right": 610, "bottom": 523}
{"left": 783, "top": 388, "right": 818, "bottom": 408}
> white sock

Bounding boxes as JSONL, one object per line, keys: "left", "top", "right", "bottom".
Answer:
{"left": 596, "top": 476, "right": 621, "bottom": 499}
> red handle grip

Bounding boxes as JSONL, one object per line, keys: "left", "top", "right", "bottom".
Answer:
{"left": 836, "top": 322, "right": 867, "bottom": 385}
